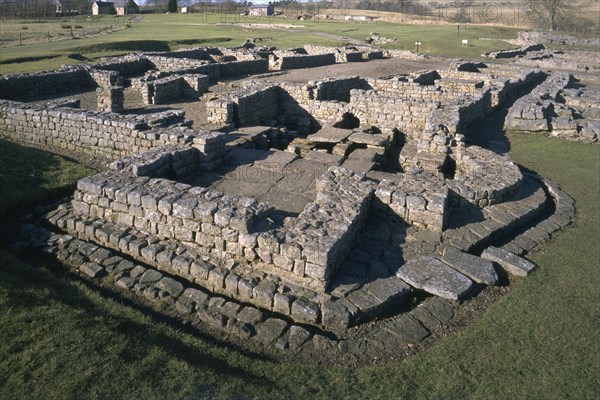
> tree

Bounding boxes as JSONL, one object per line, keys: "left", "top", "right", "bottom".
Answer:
{"left": 167, "top": 0, "right": 177, "bottom": 13}
{"left": 525, "top": 0, "right": 572, "bottom": 31}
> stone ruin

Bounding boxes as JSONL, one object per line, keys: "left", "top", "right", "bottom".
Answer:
{"left": 1, "top": 42, "right": 595, "bottom": 361}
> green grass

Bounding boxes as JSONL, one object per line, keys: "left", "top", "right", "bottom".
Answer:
{"left": 0, "top": 14, "right": 520, "bottom": 74}
{"left": 0, "top": 134, "right": 598, "bottom": 399}
{"left": 0, "top": 139, "right": 94, "bottom": 221}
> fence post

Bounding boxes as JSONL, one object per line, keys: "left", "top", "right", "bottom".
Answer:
{"left": 19, "top": 33, "right": 22, "bottom": 45}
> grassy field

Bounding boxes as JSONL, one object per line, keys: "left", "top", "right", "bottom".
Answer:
{"left": 0, "top": 13, "right": 519, "bottom": 74}
{"left": 0, "top": 134, "right": 598, "bottom": 399}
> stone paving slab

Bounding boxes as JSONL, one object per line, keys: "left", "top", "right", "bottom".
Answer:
{"left": 481, "top": 246, "right": 537, "bottom": 277}
{"left": 225, "top": 148, "right": 269, "bottom": 166}
{"left": 396, "top": 255, "right": 473, "bottom": 300}
{"left": 307, "top": 126, "right": 353, "bottom": 143}
{"left": 304, "top": 150, "right": 344, "bottom": 165}
{"left": 442, "top": 246, "right": 498, "bottom": 285}
{"left": 341, "top": 159, "right": 376, "bottom": 173}
{"left": 347, "top": 147, "right": 384, "bottom": 161}
{"left": 253, "top": 150, "right": 298, "bottom": 171}
{"left": 348, "top": 132, "right": 389, "bottom": 147}
{"left": 382, "top": 314, "right": 430, "bottom": 344}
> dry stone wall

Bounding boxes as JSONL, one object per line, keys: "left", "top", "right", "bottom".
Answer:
{"left": 269, "top": 53, "right": 336, "bottom": 70}
{"left": 0, "top": 100, "right": 220, "bottom": 160}
{"left": 0, "top": 66, "right": 93, "bottom": 101}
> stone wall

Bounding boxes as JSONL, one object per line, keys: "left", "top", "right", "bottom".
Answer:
{"left": 206, "top": 84, "right": 280, "bottom": 126}
{"left": 136, "top": 74, "right": 210, "bottom": 105}
{"left": 518, "top": 31, "right": 600, "bottom": 47}
{"left": 348, "top": 89, "right": 439, "bottom": 133}
{"left": 373, "top": 173, "right": 449, "bottom": 232}
{"left": 0, "top": 100, "right": 221, "bottom": 160}
{"left": 504, "top": 72, "right": 598, "bottom": 142}
{"left": 484, "top": 44, "right": 545, "bottom": 59}
{"left": 0, "top": 67, "right": 93, "bottom": 101}
{"left": 303, "top": 45, "right": 365, "bottom": 62}
{"left": 91, "top": 56, "right": 151, "bottom": 77}
{"left": 96, "top": 86, "right": 124, "bottom": 112}
{"left": 269, "top": 53, "right": 336, "bottom": 70}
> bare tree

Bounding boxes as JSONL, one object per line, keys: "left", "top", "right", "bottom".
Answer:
{"left": 525, "top": 0, "right": 573, "bottom": 31}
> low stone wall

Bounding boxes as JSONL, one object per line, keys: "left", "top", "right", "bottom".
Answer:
{"left": 313, "top": 76, "right": 370, "bottom": 102}
{"left": 449, "top": 147, "right": 523, "bottom": 207}
{"left": 516, "top": 49, "right": 599, "bottom": 72}
{"left": 146, "top": 56, "right": 211, "bottom": 72}
{"left": 269, "top": 53, "right": 336, "bottom": 70}
{"left": 0, "top": 66, "right": 93, "bottom": 101}
{"left": 303, "top": 45, "right": 366, "bottom": 63}
{"left": 206, "top": 84, "right": 280, "bottom": 126}
{"left": 374, "top": 174, "right": 448, "bottom": 232}
{"left": 0, "top": 99, "right": 219, "bottom": 160}
{"left": 137, "top": 74, "right": 210, "bottom": 105}
{"left": 349, "top": 89, "right": 439, "bottom": 133}
{"left": 384, "top": 49, "right": 424, "bottom": 60}
{"left": 71, "top": 158, "right": 376, "bottom": 293}
{"left": 96, "top": 86, "right": 124, "bottom": 112}
{"left": 484, "top": 44, "right": 545, "bottom": 59}
{"left": 220, "top": 59, "right": 269, "bottom": 77}
{"left": 504, "top": 72, "right": 598, "bottom": 142}
{"left": 91, "top": 55, "right": 150, "bottom": 77}
{"left": 518, "top": 31, "right": 600, "bottom": 47}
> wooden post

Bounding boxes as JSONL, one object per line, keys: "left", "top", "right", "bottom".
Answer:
{"left": 19, "top": 33, "right": 22, "bottom": 45}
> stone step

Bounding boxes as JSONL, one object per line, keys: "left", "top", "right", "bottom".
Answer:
{"left": 441, "top": 246, "right": 498, "bottom": 285}
{"left": 481, "top": 246, "right": 537, "bottom": 277}
{"left": 396, "top": 255, "right": 473, "bottom": 300}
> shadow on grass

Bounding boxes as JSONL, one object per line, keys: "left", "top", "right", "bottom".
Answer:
{"left": 0, "top": 250, "right": 272, "bottom": 385}
{"left": 0, "top": 139, "right": 92, "bottom": 241}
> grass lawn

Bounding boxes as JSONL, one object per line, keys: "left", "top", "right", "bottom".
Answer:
{"left": 0, "top": 133, "right": 598, "bottom": 399}
{"left": 0, "top": 13, "right": 519, "bottom": 74}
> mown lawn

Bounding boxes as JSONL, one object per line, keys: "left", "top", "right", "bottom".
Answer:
{"left": 0, "top": 13, "right": 519, "bottom": 74}
{"left": 0, "top": 133, "right": 598, "bottom": 399}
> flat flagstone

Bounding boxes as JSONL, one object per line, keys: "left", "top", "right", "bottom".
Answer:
{"left": 304, "top": 150, "right": 344, "bottom": 165}
{"left": 383, "top": 314, "right": 430, "bottom": 343}
{"left": 307, "top": 126, "right": 353, "bottom": 143}
{"left": 348, "top": 132, "right": 389, "bottom": 147}
{"left": 442, "top": 246, "right": 499, "bottom": 285}
{"left": 396, "top": 255, "right": 473, "bottom": 300}
{"left": 341, "top": 159, "right": 376, "bottom": 173}
{"left": 481, "top": 246, "right": 536, "bottom": 277}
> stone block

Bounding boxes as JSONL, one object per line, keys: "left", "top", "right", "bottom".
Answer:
{"left": 481, "top": 246, "right": 536, "bottom": 277}
{"left": 291, "top": 298, "right": 319, "bottom": 324}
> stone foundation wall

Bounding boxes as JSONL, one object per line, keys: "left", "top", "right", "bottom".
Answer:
{"left": 349, "top": 89, "right": 439, "bottom": 132}
{"left": 0, "top": 67, "right": 93, "bottom": 101}
{"left": 303, "top": 45, "right": 365, "bottom": 62}
{"left": 220, "top": 59, "right": 269, "bottom": 77}
{"left": 72, "top": 159, "right": 375, "bottom": 292}
{"left": 374, "top": 175, "right": 448, "bottom": 232}
{"left": 313, "top": 76, "right": 369, "bottom": 102}
{"left": 91, "top": 56, "right": 150, "bottom": 76}
{"left": 96, "top": 86, "right": 124, "bottom": 112}
{"left": 504, "top": 72, "right": 598, "bottom": 142}
{"left": 136, "top": 74, "right": 209, "bottom": 105}
{"left": 269, "top": 53, "right": 336, "bottom": 70}
{"left": 206, "top": 84, "right": 280, "bottom": 126}
{"left": 146, "top": 56, "right": 211, "bottom": 72}
{"left": 449, "top": 146, "right": 523, "bottom": 207}
{"left": 518, "top": 31, "right": 600, "bottom": 47}
{"left": 0, "top": 100, "right": 216, "bottom": 160}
